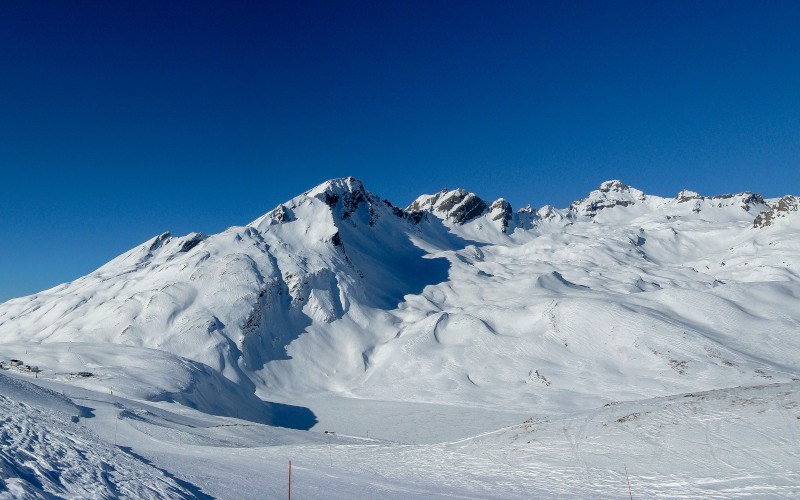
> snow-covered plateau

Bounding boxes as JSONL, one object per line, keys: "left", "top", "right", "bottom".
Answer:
{"left": 1, "top": 177, "right": 799, "bottom": 498}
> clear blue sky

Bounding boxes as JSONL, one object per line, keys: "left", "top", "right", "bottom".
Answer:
{"left": 1, "top": 1, "right": 798, "bottom": 302}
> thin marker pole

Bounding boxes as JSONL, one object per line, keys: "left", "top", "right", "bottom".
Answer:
{"left": 625, "top": 464, "right": 633, "bottom": 500}
{"left": 288, "top": 460, "right": 292, "bottom": 500}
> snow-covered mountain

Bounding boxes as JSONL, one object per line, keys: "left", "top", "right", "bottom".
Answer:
{"left": 2, "top": 177, "right": 800, "bottom": 497}
{"left": 1, "top": 177, "right": 799, "bottom": 414}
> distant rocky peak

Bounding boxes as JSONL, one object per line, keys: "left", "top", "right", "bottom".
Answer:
{"left": 598, "top": 180, "right": 631, "bottom": 193}
{"left": 676, "top": 190, "right": 703, "bottom": 202}
{"left": 597, "top": 180, "right": 646, "bottom": 200}
{"left": 405, "top": 188, "right": 449, "bottom": 213}
{"left": 489, "top": 198, "right": 512, "bottom": 214}
{"left": 305, "top": 176, "right": 366, "bottom": 200}
{"left": 303, "top": 176, "right": 370, "bottom": 213}
{"left": 488, "top": 198, "right": 513, "bottom": 232}
{"left": 406, "top": 188, "right": 488, "bottom": 224}
{"left": 308, "top": 177, "right": 403, "bottom": 227}
{"left": 249, "top": 177, "right": 403, "bottom": 230}
{"left": 537, "top": 205, "right": 562, "bottom": 221}
{"left": 435, "top": 189, "right": 471, "bottom": 212}
{"left": 569, "top": 180, "right": 645, "bottom": 217}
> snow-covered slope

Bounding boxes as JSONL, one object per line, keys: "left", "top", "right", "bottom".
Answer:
{"left": 1, "top": 177, "right": 798, "bottom": 412}
{"left": 1, "top": 177, "right": 799, "bottom": 497}
{"left": 447, "top": 382, "right": 800, "bottom": 498}
{"left": 0, "top": 372, "right": 199, "bottom": 499}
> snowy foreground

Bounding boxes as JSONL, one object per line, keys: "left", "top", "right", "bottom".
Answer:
{"left": 2, "top": 369, "right": 799, "bottom": 499}
{"left": 1, "top": 178, "right": 799, "bottom": 498}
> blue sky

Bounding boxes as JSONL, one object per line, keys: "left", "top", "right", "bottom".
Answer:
{"left": 1, "top": 1, "right": 798, "bottom": 302}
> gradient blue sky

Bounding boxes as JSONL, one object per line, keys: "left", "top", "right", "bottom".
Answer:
{"left": 1, "top": 1, "right": 799, "bottom": 302}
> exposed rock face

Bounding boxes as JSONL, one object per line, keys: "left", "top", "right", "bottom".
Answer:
{"left": 676, "top": 190, "right": 705, "bottom": 213}
{"left": 536, "top": 205, "right": 562, "bottom": 222}
{"left": 314, "top": 177, "right": 376, "bottom": 226}
{"left": 511, "top": 205, "right": 539, "bottom": 230}
{"left": 406, "top": 189, "right": 448, "bottom": 213}
{"left": 676, "top": 190, "right": 703, "bottom": 203}
{"left": 738, "top": 192, "right": 766, "bottom": 211}
{"left": 178, "top": 233, "right": 206, "bottom": 253}
{"left": 705, "top": 192, "right": 764, "bottom": 208}
{"left": 754, "top": 195, "right": 799, "bottom": 227}
{"left": 488, "top": 198, "right": 513, "bottom": 232}
{"left": 675, "top": 189, "right": 766, "bottom": 215}
{"left": 569, "top": 180, "right": 645, "bottom": 218}
{"left": 598, "top": 180, "right": 637, "bottom": 194}
{"left": 406, "top": 188, "right": 488, "bottom": 224}
{"left": 271, "top": 206, "right": 293, "bottom": 224}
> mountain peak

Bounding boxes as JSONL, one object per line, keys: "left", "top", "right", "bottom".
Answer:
{"left": 598, "top": 179, "right": 631, "bottom": 193}
{"left": 305, "top": 176, "right": 367, "bottom": 200}
{"left": 406, "top": 188, "right": 488, "bottom": 224}
{"left": 676, "top": 189, "right": 703, "bottom": 202}
{"left": 405, "top": 188, "right": 449, "bottom": 212}
{"left": 594, "top": 180, "right": 646, "bottom": 200}
{"left": 251, "top": 177, "right": 405, "bottom": 229}
{"left": 488, "top": 198, "right": 513, "bottom": 232}
{"left": 569, "top": 180, "right": 645, "bottom": 217}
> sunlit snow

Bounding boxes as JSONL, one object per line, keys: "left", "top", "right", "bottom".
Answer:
{"left": 1, "top": 177, "right": 798, "bottom": 498}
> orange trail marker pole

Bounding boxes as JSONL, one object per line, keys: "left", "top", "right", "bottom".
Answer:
{"left": 288, "top": 460, "right": 292, "bottom": 500}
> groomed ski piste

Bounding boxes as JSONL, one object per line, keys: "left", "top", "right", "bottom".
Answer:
{"left": 1, "top": 178, "right": 799, "bottom": 498}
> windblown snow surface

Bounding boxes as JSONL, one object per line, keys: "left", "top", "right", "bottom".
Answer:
{"left": 1, "top": 178, "right": 799, "bottom": 498}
